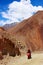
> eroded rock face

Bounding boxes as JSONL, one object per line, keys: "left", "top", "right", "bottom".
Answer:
{"left": 7, "top": 11, "right": 43, "bottom": 51}
{"left": 0, "top": 27, "right": 21, "bottom": 58}
{"left": 0, "top": 37, "right": 21, "bottom": 56}
{"left": 0, "top": 52, "right": 3, "bottom": 60}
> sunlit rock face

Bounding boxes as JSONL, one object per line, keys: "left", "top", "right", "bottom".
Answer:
{"left": 0, "top": 27, "right": 21, "bottom": 58}
{"left": 8, "top": 11, "right": 43, "bottom": 51}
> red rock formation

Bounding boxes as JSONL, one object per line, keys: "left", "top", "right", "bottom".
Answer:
{"left": 0, "top": 27, "right": 21, "bottom": 57}
{"left": 7, "top": 11, "right": 43, "bottom": 51}
{"left": 0, "top": 52, "right": 3, "bottom": 60}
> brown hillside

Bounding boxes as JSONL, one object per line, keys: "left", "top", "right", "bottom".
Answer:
{"left": 0, "top": 27, "right": 21, "bottom": 58}
{"left": 7, "top": 11, "right": 43, "bottom": 51}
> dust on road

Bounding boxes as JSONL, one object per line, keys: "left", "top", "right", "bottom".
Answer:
{"left": 0, "top": 53, "right": 43, "bottom": 65}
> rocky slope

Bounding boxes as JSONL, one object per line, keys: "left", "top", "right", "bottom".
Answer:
{"left": 7, "top": 11, "right": 43, "bottom": 51}
{"left": 3, "top": 22, "right": 18, "bottom": 30}
{"left": 0, "top": 27, "right": 21, "bottom": 59}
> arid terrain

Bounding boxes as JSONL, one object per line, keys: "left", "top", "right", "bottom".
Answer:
{"left": 7, "top": 11, "right": 43, "bottom": 51}
{"left": 0, "top": 52, "right": 43, "bottom": 65}
{"left": 0, "top": 11, "right": 43, "bottom": 65}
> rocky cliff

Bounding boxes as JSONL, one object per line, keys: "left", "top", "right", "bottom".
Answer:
{"left": 7, "top": 11, "right": 43, "bottom": 51}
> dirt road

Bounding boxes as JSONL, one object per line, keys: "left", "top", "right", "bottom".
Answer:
{"left": 0, "top": 53, "right": 43, "bottom": 65}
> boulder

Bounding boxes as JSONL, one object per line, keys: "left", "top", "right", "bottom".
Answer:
{"left": 0, "top": 52, "right": 3, "bottom": 60}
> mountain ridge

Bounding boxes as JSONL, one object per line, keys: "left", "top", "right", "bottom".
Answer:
{"left": 7, "top": 11, "right": 43, "bottom": 51}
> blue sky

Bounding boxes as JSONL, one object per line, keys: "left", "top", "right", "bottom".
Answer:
{"left": 31, "top": 0, "right": 43, "bottom": 6}
{"left": 0, "top": 0, "right": 20, "bottom": 13}
{"left": 0, "top": 0, "right": 43, "bottom": 26}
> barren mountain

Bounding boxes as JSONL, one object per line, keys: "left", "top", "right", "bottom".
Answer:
{"left": 7, "top": 11, "right": 43, "bottom": 51}
{"left": 3, "top": 22, "right": 18, "bottom": 30}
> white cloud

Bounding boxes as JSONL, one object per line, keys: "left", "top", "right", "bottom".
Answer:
{"left": 1, "top": 0, "right": 43, "bottom": 25}
{"left": 0, "top": 20, "right": 5, "bottom": 26}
